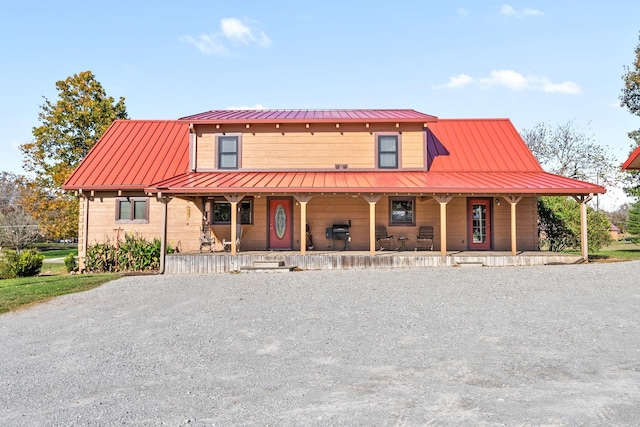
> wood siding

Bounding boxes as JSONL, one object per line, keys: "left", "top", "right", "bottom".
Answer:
{"left": 194, "top": 123, "right": 425, "bottom": 170}
{"left": 79, "top": 194, "right": 539, "bottom": 260}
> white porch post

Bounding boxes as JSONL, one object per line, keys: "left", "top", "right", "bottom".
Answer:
{"left": 573, "top": 194, "right": 594, "bottom": 261}
{"left": 434, "top": 195, "right": 453, "bottom": 257}
{"left": 503, "top": 196, "right": 523, "bottom": 256}
{"left": 363, "top": 195, "right": 382, "bottom": 256}
{"left": 294, "top": 195, "right": 314, "bottom": 255}
{"left": 224, "top": 195, "right": 244, "bottom": 255}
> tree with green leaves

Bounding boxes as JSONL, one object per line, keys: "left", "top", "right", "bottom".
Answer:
{"left": 620, "top": 32, "right": 640, "bottom": 197}
{"left": 537, "top": 196, "right": 611, "bottom": 252}
{"left": 20, "top": 71, "right": 128, "bottom": 240}
{"left": 627, "top": 201, "right": 640, "bottom": 235}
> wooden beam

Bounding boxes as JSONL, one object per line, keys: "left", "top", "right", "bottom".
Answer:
{"left": 230, "top": 201, "right": 238, "bottom": 255}
{"left": 503, "top": 196, "right": 523, "bottom": 256}
{"left": 369, "top": 201, "right": 377, "bottom": 256}
{"left": 433, "top": 195, "right": 453, "bottom": 257}
{"left": 572, "top": 194, "right": 594, "bottom": 261}
{"left": 300, "top": 201, "right": 307, "bottom": 255}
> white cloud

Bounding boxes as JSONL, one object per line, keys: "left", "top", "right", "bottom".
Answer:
{"left": 181, "top": 17, "right": 271, "bottom": 55}
{"left": 500, "top": 4, "right": 543, "bottom": 18}
{"left": 440, "top": 74, "right": 474, "bottom": 88}
{"left": 480, "top": 69, "right": 530, "bottom": 91}
{"left": 179, "top": 34, "right": 229, "bottom": 56}
{"left": 437, "top": 69, "right": 581, "bottom": 94}
{"left": 221, "top": 18, "right": 271, "bottom": 47}
{"left": 541, "top": 79, "right": 582, "bottom": 94}
{"left": 457, "top": 8, "right": 468, "bottom": 17}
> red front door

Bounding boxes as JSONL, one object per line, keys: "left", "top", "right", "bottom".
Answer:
{"left": 468, "top": 199, "right": 492, "bottom": 250}
{"left": 268, "top": 198, "right": 293, "bottom": 250}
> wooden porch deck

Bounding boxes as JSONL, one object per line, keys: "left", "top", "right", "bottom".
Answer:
{"left": 164, "top": 250, "right": 584, "bottom": 274}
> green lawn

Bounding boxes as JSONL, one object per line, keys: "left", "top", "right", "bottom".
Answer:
{"left": 587, "top": 239, "right": 640, "bottom": 261}
{"left": 0, "top": 274, "right": 118, "bottom": 314}
{"left": 29, "top": 243, "right": 78, "bottom": 259}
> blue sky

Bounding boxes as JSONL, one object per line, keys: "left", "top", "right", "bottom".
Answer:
{"left": 1, "top": 1, "right": 639, "bottom": 206}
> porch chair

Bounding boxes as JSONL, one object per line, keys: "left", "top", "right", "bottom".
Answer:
{"left": 199, "top": 223, "right": 215, "bottom": 252}
{"left": 375, "top": 225, "right": 395, "bottom": 250}
{"left": 222, "top": 223, "right": 243, "bottom": 252}
{"left": 416, "top": 225, "right": 434, "bottom": 251}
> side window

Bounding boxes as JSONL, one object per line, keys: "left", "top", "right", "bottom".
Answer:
{"left": 116, "top": 197, "right": 149, "bottom": 224}
{"left": 377, "top": 134, "right": 399, "bottom": 169}
{"left": 217, "top": 135, "right": 239, "bottom": 169}
{"left": 389, "top": 197, "right": 415, "bottom": 225}
{"left": 212, "top": 198, "right": 253, "bottom": 224}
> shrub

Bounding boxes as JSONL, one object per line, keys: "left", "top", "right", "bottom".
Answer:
{"left": 85, "top": 234, "right": 173, "bottom": 273}
{"left": 64, "top": 253, "right": 78, "bottom": 273}
{"left": 0, "top": 249, "right": 44, "bottom": 279}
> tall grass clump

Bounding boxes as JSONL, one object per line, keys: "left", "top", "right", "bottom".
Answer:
{"left": 85, "top": 234, "right": 172, "bottom": 273}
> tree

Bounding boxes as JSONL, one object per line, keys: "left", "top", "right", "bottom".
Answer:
{"left": 521, "top": 120, "right": 617, "bottom": 187}
{"left": 537, "top": 196, "right": 611, "bottom": 252}
{"left": 19, "top": 71, "right": 128, "bottom": 240}
{"left": 628, "top": 201, "right": 640, "bottom": 235}
{"left": 0, "top": 172, "right": 27, "bottom": 213}
{"left": 620, "top": 32, "right": 640, "bottom": 197}
{"left": 0, "top": 209, "right": 40, "bottom": 253}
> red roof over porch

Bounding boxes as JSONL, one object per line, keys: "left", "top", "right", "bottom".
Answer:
{"left": 145, "top": 170, "right": 604, "bottom": 195}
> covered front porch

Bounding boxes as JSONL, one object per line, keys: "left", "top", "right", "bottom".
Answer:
{"left": 164, "top": 249, "right": 584, "bottom": 274}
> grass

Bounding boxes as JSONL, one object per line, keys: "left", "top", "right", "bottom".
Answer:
{"left": 567, "top": 239, "right": 640, "bottom": 262}
{"left": 0, "top": 273, "right": 118, "bottom": 314}
{"left": 589, "top": 239, "right": 640, "bottom": 261}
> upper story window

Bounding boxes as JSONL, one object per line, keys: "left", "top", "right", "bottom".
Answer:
{"left": 116, "top": 197, "right": 149, "bottom": 224}
{"left": 377, "top": 134, "right": 399, "bottom": 169}
{"left": 217, "top": 135, "right": 240, "bottom": 169}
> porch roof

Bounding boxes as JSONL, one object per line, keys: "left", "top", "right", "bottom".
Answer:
{"left": 145, "top": 170, "right": 605, "bottom": 195}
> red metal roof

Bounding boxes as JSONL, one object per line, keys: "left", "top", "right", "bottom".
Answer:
{"left": 622, "top": 144, "right": 640, "bottom": 170}
{"left": 63, "top": 120, "right": 190, "bottom": 190}
{"left": 179, "top": 109, "right": 438, "bottom": 123}
{"left": 427, "top": 119, "right": 543, "bottom": 172}
{"left": 146, "top": 171, "right": 604, "bottom": 195}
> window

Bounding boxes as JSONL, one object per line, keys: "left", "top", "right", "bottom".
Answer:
{"left": 378, "top": 134, "right": 398, "bottom": 169}
{"left": 218, "top": 135, "right": 239, "bottom": 169}
{"left": 211, "top": 198, "right": 253, "bottom": 224}
{"left": 116, "top": 197, "right": 149, "bottom": 223}
{"left": 389, "top": 197, "right": 415, "bottom": 225}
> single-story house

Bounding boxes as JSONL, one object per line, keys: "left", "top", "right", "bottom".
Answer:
{"left": 63, "top": 109, "right": 605, "bottom": 271}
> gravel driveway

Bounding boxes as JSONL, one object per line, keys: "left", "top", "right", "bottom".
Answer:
{"left": 1, "top": 262, "right": 640, "bottom": 426}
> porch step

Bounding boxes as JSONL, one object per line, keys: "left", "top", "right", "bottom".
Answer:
{"left": 455, "top": 261, "right": 485, "bottom": 267}
{"left": 239, "top": 260, "right": 297, "bottom": 273}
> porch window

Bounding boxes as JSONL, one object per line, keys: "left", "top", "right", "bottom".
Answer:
{"left": 377, "top": 134, "right": 398, "bottom": 169}
{"left": 217, "top": 135, "right": 239, "bottom": 169}
{"left": 116, "top": 197, "right": 149, "bottom": 223}
{"left": 212, "top": 198, "right": 253, "bottom": 224}
{"left": 389, "top": 197, "right": 415, "bottom": 225}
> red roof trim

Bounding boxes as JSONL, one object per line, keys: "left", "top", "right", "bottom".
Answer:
{"left": 622, "top": 144, "right": 640, "bottom": 170}
{"left": 145, "top": 171, "right": 605, "bottom": 195}
{"left": 179, "top": 109, "right": 438, "bottom": 123}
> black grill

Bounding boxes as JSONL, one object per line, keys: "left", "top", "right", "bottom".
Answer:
{"left": 329, "top": 223, "right": 350, "bottom": 250}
